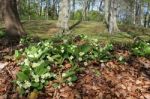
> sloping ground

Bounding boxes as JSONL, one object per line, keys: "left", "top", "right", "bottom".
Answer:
{"left": 1, "top": 20, "right": 150, "bottom": 43}
{"left": 23, "top": 20, "right": 150, "bottom": 43}
{"left": 0, "top": 49, "right": 150, "bottom": 99}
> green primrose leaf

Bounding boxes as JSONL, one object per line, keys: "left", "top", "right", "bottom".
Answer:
{"left": 80, "top": 44, "right": 91, "bottom": 53}
{"left": 62, "top": 71, "right": 75, "bottom": 78}
{"left": 68, "top": 75, "right": 78, "bottom": 82}
{"left": 37, "top": 83, "right": 44, "bottom": 90}
{"left": 34, "top": 66, "right": 48, "bottom": 75}
{"left": 32, "top": 82, "right": 40, "bottom": 88}
{"left": 14, "top": 50, "right": 21, "bottom": 59}
{"left": 52, "top": 83, "right": 60, "bottom": 88}
{"left": 144, "top": 46, "right": 150, "bottom": 55}
{"left": 17, "top": 72, "right": 29, "bottom": 81}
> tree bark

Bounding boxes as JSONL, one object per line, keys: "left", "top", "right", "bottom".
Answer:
{"left": 133, "top": 0, "right": 137, "bottom": 24}
{"left": 91, "top": 0, "right": 96, "bottom": 11}
{"left": 140, "top": 0, "right": 144, "bottom": 26}
{"left": 108, "top": 0, "right": 119, "bottom": 34}
{"left": 72, "top": 0, "right": 75, "bottom": 19}
{"left": 56, "top": 0, "right": 60, "bottom": 18}
{"left": 45, "top": 0, "right": 49, "bottom": 20}
{"left": 99, "top": 0, "right": 103, "bottom": 12}
{"left": 58, "top": 0, "right": 70, "bottom": 33}
{"left": 28, "top": 0, "right": 31, "bottom": 20}
{"left": 82, "top": 0, "right": 89, "bottom": 21}
{"left": 104, "top": 0, "right": 119, "bottom": 33}
{"left": 144, "top": 3, "right": 149, "bottom": 28}
{"left": 40, "top": 0, "right": 42, "bottom": 16}
{"left": 1, "top": 0, "right": 26, "bottom": 37}
{"left": 104, "top": 0, "right": 109, "bottom": 25}
{"left": 0, "top": 0, "right": 2, "bottom": 20}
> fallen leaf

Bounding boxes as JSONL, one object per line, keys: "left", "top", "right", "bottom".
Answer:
{"left": 0, "top": 62, "right": 8, "bottom": 70}
{"left": 65, "top": 63, "right": 72, "bottom": 68}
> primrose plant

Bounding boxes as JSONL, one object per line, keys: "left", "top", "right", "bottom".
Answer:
{"left": 132, "top": 40, "right": 150, "bottom": 56}
{"left": 14, "top": 34, "right": 113, "bottom": 95}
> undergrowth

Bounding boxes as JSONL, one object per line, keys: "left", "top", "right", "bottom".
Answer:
{"left": 14, "top": 34, "right": 113, "bottom": 95}
{"left": 13, "top": 34, "right": 150, "bottom": 96}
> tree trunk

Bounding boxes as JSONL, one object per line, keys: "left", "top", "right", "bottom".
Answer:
{"left": 57, "top": 0, "right": 60, "bottom": 18}
{"left": 1, "top": 0, "right": 26, "bottom": 37}
{"left": 148, "top": 15, "right": 150, "bottom": 27}
{"left": 40, "top": 0, "right": 42, "bottom": 16}
{"left": 82, "top": 0, "right": 88, "bottom": 21}
{"left": 72, "top": 0, "right": 75, "bottom": 19}
{"left": 45, "top": 0, "right": 49, "bottom": 20}
{"left": 147, "top": 3, "right": 150, "bottom": 27}
{"left": 135, "top": 0, "right": 143, "bottom": 26}
{"left": 28, "top": 0, "right": 31, "bottom": 20}
{"left": 104, "top": 0, "right": 109, "bottom": 25}
{"left": 0, "top": 0, "right": 2, "bottom": 20}
{"left": 108, "top": 0, "right": 119, "bottom": 34}
{"left": 91, "top": 0, "right": 96, "bottom": 11}
{"left": 140, "top": 0, "right": 144, "bottom": 26}
{"left": 99, "top": 0, "right": 103, "bottom": 12}
{"left": 133, "top": 0, "right": 137, "bottom": 24}
{"left": 144, "top": 3, "right": 149, "bottom": 28}
{"left": 58, "top": 0, "right": 70, "bottom": 33}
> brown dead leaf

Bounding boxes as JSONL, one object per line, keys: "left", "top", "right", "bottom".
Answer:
{"left": 0, "top": 87, "right": 5, "bottom": 93}
{"left": 65, "top": 63, "right": 72, "bottom": 69}
{"left": 68, "top": 92, "right": 75, "bottom": 99}
{"left": 135, "top": 80, "right": 143, "bottom": 85}
{"left": 83, "top": 84, "right": 99, "bottom": 90}
{"left": 60, "top": 92, "right": 70, "bottom": 98}
{"left": 143, "top": 93, "right": 150, "bottom": 99}
{"left": 84, "top": 75, "right": 93, "bottom": 83}
{"left": 60, "top": 86, "right": 72, "bottom": 92}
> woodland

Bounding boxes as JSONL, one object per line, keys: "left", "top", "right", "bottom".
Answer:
{"left": 0, "top": 0, "right": 150, "bottom": 99}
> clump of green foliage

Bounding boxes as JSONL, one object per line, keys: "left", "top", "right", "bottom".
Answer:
{"left": 88, "top": 11, "right": 104, "bottom": 21}
{"left": 14, "top": 34, "right": 113, "bottom": 95}
{"left": 70, "top": 10, "right": 104, "bottom": 21}
{"left": 132, "top": 40, "right": 150, "bottom": 57}
{"left": 71, "top": 10, "right": 83, "bottom": 20}
{"left": 0, "top": 30, "right": 5, "bottom": 38}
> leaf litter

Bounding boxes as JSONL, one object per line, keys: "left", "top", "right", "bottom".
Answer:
{"left": 0, "top": 39, "right": 150, "bottom": 99}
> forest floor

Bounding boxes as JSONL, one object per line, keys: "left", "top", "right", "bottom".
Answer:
{"left": 0, "top": 20, "right": 150, "bottom": 99}
{"left": 22, "top": 20, "right": 150, "bottom": 43}
{"left": 1, "top": 20, "right": 150, "bottom": 43}
{"left": 0, "top": 45, "right": 150, "bottom": 99}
